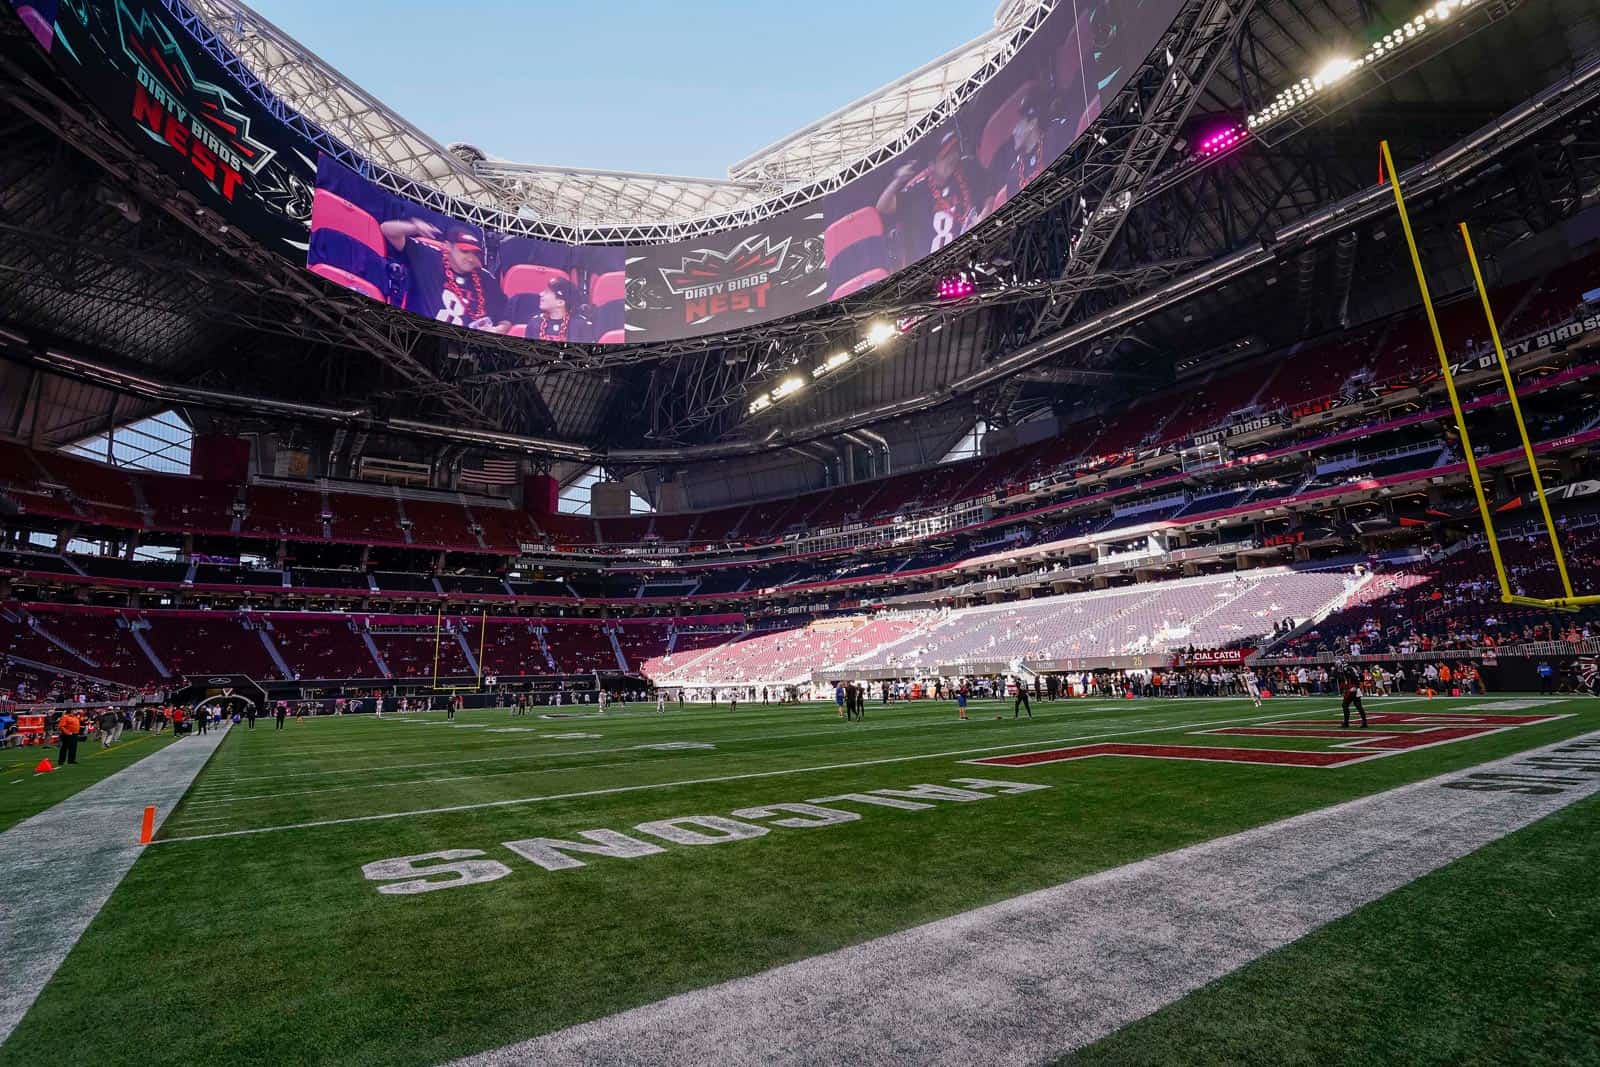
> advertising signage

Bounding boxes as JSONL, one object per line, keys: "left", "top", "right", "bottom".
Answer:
{"left": 13, "top": 0, "right": 1185, "bottom": 344}
{"left": 17, "top": 0, "right": 322, "bottom": 252}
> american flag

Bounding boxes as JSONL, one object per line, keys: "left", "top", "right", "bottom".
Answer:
{"left": 459, "top": 456, "right": 521, "bottom": 487}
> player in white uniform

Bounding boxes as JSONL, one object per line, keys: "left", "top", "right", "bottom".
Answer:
{"left": 1243, "top": 668, "right": 1263, "bottom": 707}
{"left": 656, "top": 690, "right": 666, "bottom": 714}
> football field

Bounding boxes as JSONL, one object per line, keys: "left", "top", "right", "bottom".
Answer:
{"left": 3, "top": 693, "right": 1599, "bottom": 1065}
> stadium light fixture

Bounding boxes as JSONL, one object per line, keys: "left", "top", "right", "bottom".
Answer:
{"left": 1247, "top": 0, "right": 1482, "bottom": 131}
{"left": 866, "top": 321, "right": 898, "bottom": 347}
{"left": 772, "top": 376, "right": 806, "bottom": 399}
{"left": 812, "top": 351, "right": 853, "bottom": 378}
{"left": 747, "top": 395, "right": 772, "bottom": 415}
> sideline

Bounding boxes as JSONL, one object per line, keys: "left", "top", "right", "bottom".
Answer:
{"left": 0, "top": 726, "right": 231, "bottom": 1046}
{"left": 449, "top": 728, "right": 1600, "bottom": 1066}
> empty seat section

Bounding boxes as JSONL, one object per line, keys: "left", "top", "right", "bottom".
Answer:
{"left": 242, "top": 484, "right": 326, "bottom": 540}
{"left": 266, "top": 616, "right": 380, "bottom": 679}
{"left": 473, "top": 506, "right": 542, "bottom": 552}
{"left": 328, "top": 492, "right": 402, "bottom": 543}
{"left": 141, "top": 613, "right": 282, "bottom": 680}
{"left": 140, "top": 474, "right": 236, "bottom": 533}
{"left": 541, "top": 624, "right": 620, "bottom": 673}
{"left": 403, "top": 499, "right": 478, "bottom": 549}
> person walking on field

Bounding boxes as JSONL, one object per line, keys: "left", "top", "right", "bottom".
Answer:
{"left": 98, "top": 707, "right": 121, "bottom": 748}
{"left": 956, "top": 686, "right": 969, "bottom": 721}
{"left": 274, "top": 702, "right": 287, "bottom": 731}
{"left": 245, "top": 701, "right": 258, "bottom": 730}
{"left": 1339, "top": 662, "right": 1368, "bottom": 728}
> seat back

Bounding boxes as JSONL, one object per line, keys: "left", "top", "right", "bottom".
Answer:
{"left": 311, "top": 192, "right": 386, "bottom": 258}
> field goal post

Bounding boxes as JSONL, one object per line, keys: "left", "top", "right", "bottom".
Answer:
{"left": 431, "top": 607, "right": 491, "bottom": 693}
{"left": 1381, "top": 139, "right": 1595, "bottom": 611}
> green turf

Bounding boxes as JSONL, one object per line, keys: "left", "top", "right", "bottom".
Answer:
{"left": 1066, "top": 792, "right": 1600, "bottom": 1066}
{"left": 0, "top": 731, "right": 178, "bottom": 832}
{"left": 2, "top": 695, "right": 1596, "bottom": 1066}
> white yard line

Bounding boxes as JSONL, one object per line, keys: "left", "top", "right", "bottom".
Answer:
{"left": 183, "top": 709, "right": 1205, "bottom": 807}
{"left": 153, "top": 708, "right": 1338, "bottom": 843}
{"left": 196, "top": 703, "right": 1163, "bottom": 786}
{"left": 449, "top": 729, "right": 1600, "bottom": 1067}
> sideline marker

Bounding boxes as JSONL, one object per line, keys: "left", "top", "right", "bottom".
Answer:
{"left": 139, "top": 805, "right": 156, "bottom": 845}
{"left": 34, "top": 758, "right": 54, "bottom": 773}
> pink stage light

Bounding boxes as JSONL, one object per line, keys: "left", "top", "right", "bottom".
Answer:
{"left": 1197, "top": 125, "right": 1246, "bottom": 157}
{"left": 938, "top": 275, "right": 976, "bottom": 301}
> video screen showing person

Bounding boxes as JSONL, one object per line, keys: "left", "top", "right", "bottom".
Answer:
{"left": 875, "top": 130, "right": 984, "bottom": 267}
{"left": 307, "top": 155, "right": 624, "bottom": 343}
{"left": 823, "top": 0, "right": 1179, "bottom": 285}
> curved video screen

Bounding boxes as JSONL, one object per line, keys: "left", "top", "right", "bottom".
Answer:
{"left": 12, "top": 0, "right": 1184, "bottom": 345}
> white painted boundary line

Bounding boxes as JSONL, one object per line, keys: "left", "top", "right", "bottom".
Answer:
{"left": 152, "top": 706, "right": 1420, "bottom": 844}
{"left": 449, "top": 729, "right": 1600, "bottom": 1067}
{"left": 0, "top": 726, "right": 232, "bottom": 1046}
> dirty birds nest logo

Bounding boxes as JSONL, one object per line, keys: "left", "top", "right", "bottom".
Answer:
{"left": 114, "top": 0, "right": 276, "bottom": 200}
{"left": 655, "top": 234, "right": 797, "bottom": 325}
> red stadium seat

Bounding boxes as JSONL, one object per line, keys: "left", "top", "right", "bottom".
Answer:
{"left": 310, "top": 262, "right": 384, "bottom": 301}
{"left": 502, "top": 264, "right": 573, "bottom": 299}
{"left": 310, "top": 192, "right": 386, "bottom": 258}
{"left": 588, "top": 270, "right": 626, "bottom": 307}
{"left": 824, "top": 208, "right": 885, "bottom": 264}
{"left": 599, "top": 329, "right": 626, "bottom": 344}
{"left": 829, "top": 269, "right": 890, "bottom": 301}
{"left": 978, "top": 79, "right": 1039, "bottom": 169}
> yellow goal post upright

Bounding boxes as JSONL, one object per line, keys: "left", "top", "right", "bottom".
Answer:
{"left": 430, "top": 607, "right": 490, "bottom": 693}
{"left": 1380, "top": 139, "right": 1595, "bottom": 611}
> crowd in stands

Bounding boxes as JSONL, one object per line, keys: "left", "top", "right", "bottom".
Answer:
{"left": 1277, "top": 522, "right": 1600, "bottom": 658}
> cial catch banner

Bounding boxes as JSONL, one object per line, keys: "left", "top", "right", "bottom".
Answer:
{"left": 10, "top": 0, "right": 1186, "bottom": 344}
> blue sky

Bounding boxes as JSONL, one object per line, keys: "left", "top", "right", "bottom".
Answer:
{"left": 249, "top": 0, "right": 996, "bottom": 177}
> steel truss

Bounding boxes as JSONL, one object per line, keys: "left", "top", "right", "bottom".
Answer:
{"left": 0, "top": 44, "right": 502, "bottom": 431}
{"left": 449, "top": 261, "right": 1197, "bottom": 392}
{"left": 1026, "top": 0, "right": 1256, "bottom": 342}
{"left": 717, "top": 0, "right": 1253, "bottom": 428}
{"left": 174, "top": 0, "right": 1061, "bottom": 242}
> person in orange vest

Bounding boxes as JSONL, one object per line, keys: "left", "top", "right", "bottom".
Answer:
{"left": 56, "top": 709, "right": 82, "bottom": 765}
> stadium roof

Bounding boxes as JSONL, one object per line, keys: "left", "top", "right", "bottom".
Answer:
{"left": 183, "top": 0, "right": 1054, "bottom": 235}
{"left": 1, "top": 0, "right": 1597, "bottom": 468}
